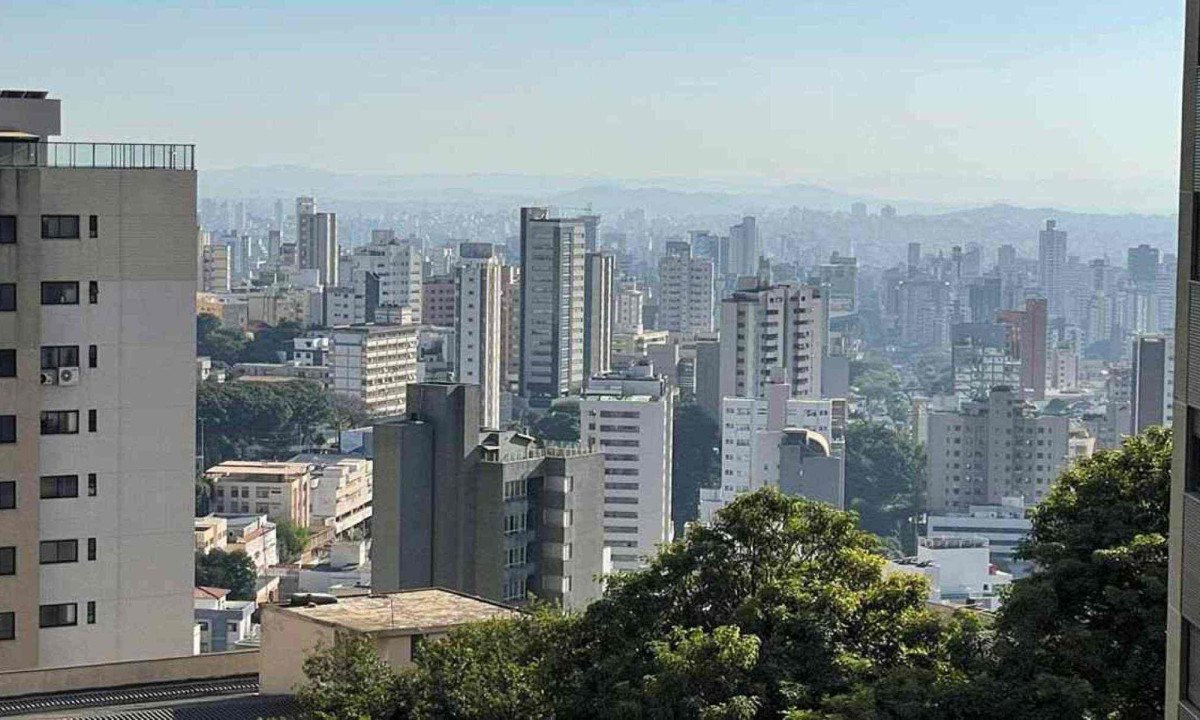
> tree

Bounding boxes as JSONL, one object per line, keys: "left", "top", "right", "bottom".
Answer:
{"left": 196, "top": 313, "right": 247, "bottom": 366}
{"left": 241, "top": 320, "right": 306, "bottom": 363}
{"left": 985, "top": 427, "right": 1171, "bottom": 719}
{"left": 670, "top": 401, "right": 721, "bottom": 533}
{"left": 197, "top": 380, "right": 336, "bottom": 465}
{"left": 843, "top": 420, "right": 924, "bottom": 555}
{"left": 194, "top": 473, "right": 215, "bottom": 516}
{"left": 532, "top": 403, "right": 580, "bottom": 443}
{"left": 194, "top": 549, "right": 256, "bottom": 600}
{"left": 276, "top": 518, "right": 311, "bottom": 563}
{"left": 294, "top": 631, "right": 408, "bottom": 720}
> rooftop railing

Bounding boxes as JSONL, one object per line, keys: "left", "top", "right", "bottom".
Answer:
{"left": 0, "top": 140, "right": 194, "bottom": 170}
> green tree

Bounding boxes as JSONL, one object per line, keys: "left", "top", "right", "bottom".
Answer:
{"left": 985, "top": 427, "right": 1171, "bottom": 720}
{"left": 194, "top": 549, "right": 256, "bottom": 600}
{"left": 670, "top": 401, "right": 721, "bottom": 533}
{"left": 532, "top": 403, "right": 580, "bottom": 443}
{"left": 196, "top": 313, "right": 247, "bottom": 366}
{"left": 843, "top": 420, "right": 924, "bottom": 555}
{"left": 295, "top": 631, "right": 408, "bottom": 720}
{"left": 197, "top": 380, "right": 336, "bottom": 465}
{"left": 241, "top": 320, "right": 306, "bottom": 363}
{"left": 276, "top": 518, "right": 312, "bottom": 563}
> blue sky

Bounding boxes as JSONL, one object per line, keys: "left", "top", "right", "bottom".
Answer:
{"left": 2, "top": 1, "right": 1184, "bottom": 211}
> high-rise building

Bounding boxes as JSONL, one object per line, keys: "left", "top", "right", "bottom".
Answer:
{"left": 997, "top": 298, "right": 1048, "bottom": 400}
{"left": 372, "top": 384, "right": 606, "bottom": 609}
{"left": 518, "top": 207, "right": 586, "bottom": 405}
{"left": 968, "top": 276, "right": 1002, "bottom": 324}
{"left": 422, "top": 275, "right": 456, "bottom": 327}
{"left": 815, "top": 253, "right": 858, "bottom": 313}
{"left": 897, "top": 278, "right": 951, "bottom": 349}
{"left": 718, "top": 278, "right": 824, "bottom": 401}
{"left": 200, "top": 241, "right": 231, "bottom": 294}
{"left": 579, "top": 363, "right": 673, "bottom": 572}
{"left": 455, "top": 243, "right": 502, "bottom": 429}
{"left": 1128, "top": 243, "right": 1161, "bottom": 290}
{"left": 729, "top": 216, "right": 759, "bottom": 277}
{"left": 1038, "top": 219, "right": 1068, "bottom": 319}
{"left": 1131, "top": 334, "right": 1173, "bottom": 434}
{"left": 657, "top": 241, "right": 715, "bottom": 335}
{"left": 580, "top": 214, "right": 601, "bottom": 253}
{"left": 0, "top": 92, "right": 196, "bottom": 669}
{"left": 907, "top": 242, "right": 922, "bottom": 277}
{"left": 614, "top": 281, "right": 644, "bottom": 335}
{"left": 328, "top": 324, "right": 419, "bottom": 417}
{"left": 498, "top": 265, "right": 520, "bottom": 389}
{"left": 296, "top": 197, "right": 337, "bottom": 287}
{"left": 950, "top": 323, "right": 1021, "bottom": 401}
{"left": 342, "top": 232, "right": 423, "bottom": 324}
{"left": 583, "top": 252, "right": 613, "bottom": 378}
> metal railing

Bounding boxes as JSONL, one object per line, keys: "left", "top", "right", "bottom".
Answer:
{"left": 0, "top": 141, "right": 194, "bottom": 170}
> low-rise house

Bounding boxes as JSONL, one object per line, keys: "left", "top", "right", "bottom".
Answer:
{"left": 193, "top": 587, "right": 257, "bottom": 654}
{"left": 222, "top": 515, "right": 280, "bottom": 572}
{"left": 208, "top": 461, "right": 313, "bottom": 528}
{"left": 194, "top": 515, "right": 228, "bottom": 554}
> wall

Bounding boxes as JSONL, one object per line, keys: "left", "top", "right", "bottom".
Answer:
{"left": 0, "top": 650, "right": 257, "bottom": 698}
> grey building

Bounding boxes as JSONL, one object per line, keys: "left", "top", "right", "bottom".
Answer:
{"left": 694, "top": 337, "right": 721, "bottom": 422}
{"left": 778, "top": 428, "right": 843, "bottom": 508}
{"left": 372, "top": 383, "right": 605, "bottom": 610}
{"left": 519, "top": 207, "right": 586, "bottom": 405}
{"left": 1131, "top": 334, "right": 1168, "bottom": 434}
{"left": 583, "top": 252, "right": 613, "bottom": 379}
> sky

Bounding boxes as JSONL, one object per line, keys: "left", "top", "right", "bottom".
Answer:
{"left": 1, "top": 1, "right": 1185, "bottom": 213}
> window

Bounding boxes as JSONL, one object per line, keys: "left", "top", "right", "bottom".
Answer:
{"left": 41, "top": 215, "right": 80, "bottom": 239}
{"left": 0, "top": 216, "right": 15, "bottom": 244}
{"left": 0, "top": 284, "right": 15, "bottom": 312}
{"left": 87, "top": 473, "right": 97, "bottom": 497}
{"left": 0, "top": 481, "right": 12, "bottom": 509}
{"left": 0, "top": 547, "right": 14, "bottom": 576}
{"left": 41, "top": 411, "right": 79, "bottom": 435}
{"left": 88, "top": 345, "right": 97, "bottom": 369}
{"left": 88, "top": 215, "right": 98, "bottom": 239}
{"left": 87, "top": 409, "right": 96, "bottom": 433}
{"left": 39, "top": 603, "right": 77, "bottom": 628}
{"left": 88, "top": 281, "right": 98, "bottom": 304}
{"left": 0, "top": 350, "right": 14, "bottom": 378}
{"left": 87, "top": 538, "right": 96, "bottom": 561}
{"left": 0, "top": 612, "right": 12, "bottom": 641}
{"left": 0, "top": 417, "right": 13, "bottom": 444}
{"left": 40, "top": 475, "right": 79, "bottom": 499}
{"left": 41, "top": 282, "right": 79, "bottom": 305}
{"left": 87, "top": 601, "right": 96, "bottom": 624}
{"left": 41, "top": 346, "right": 78, "bottom": 369}
{"left": 39, "top": 539, "right": 78, "bottom": 564}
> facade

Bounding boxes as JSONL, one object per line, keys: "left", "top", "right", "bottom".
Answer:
{"left": 1131, "top": 333, "right": 1173, "bottom": 433}
{"left": 583, "top": 252, "right": 613, "bottom": 379}
{"left": 422, "top": 274, "right": 456, "bottom": 327}
{"left": 221, "top": 515, "right": 279, "bottom": 573}
{"left": 658, "top": 242, "right": 715, "bottom": 335}
{"left": 925, "top": 498, "right": 1032, "bottom": 569}
{"left": 518, "top": 207, "right": 586, "bottom": 404}
{"left": 997, "top": 298, "right": 1048, "bottom": 400}
{"left": 1038, "top": 219, "right": 1068, "bottom": 320}
{"left": 729, "top": 216, "right": 759, "bottom": 278}
{"left": 614, "top": 280, "right": 644, "bottom": 335}
{"left": 455, "top": 242, "right": 502, "bottom": 428}
{"left": 718, "top": 278, "right": 824, "bottom": 401}
{"left": 498, "top": 265, "right": 520, "bottom": 390}
{"left": 296, "top": 198, "right": 337, "bottom": 288}
{"left": 579, "top": 363, "right": 673, "bottom": 572}
{"left": 329, "top": 324, "right": 419, "bottom": 418}
{"left": 207, "top": 461, "right": 312, "bottom": 528}
{"left": 193, "top": 587, "right": 255, "bottom": 654}
{"left": 925, "top": 387, "right": 1069, "bottom": 513}
{"left": 288, "top": 454, "right": 372, "bottom": 535}
{"left": 897, "top": 278, "right": 951, "bottom": 349}
{"left": 0, "top": 93, "right": 196, "bottom": 670}
{"left": 200, "top": 241, "right": 231, "bottom": 293}
{"left": 342, "top": 232, "right": 423, "bottom": 324}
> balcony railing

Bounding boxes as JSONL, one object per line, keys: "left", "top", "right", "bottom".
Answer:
{"left": 0, "top": 141, "right": 194, "bottom": 170}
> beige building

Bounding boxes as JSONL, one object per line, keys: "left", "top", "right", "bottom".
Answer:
{"left": 207, "top": 461, "right": 312, "bottom": 528}
{"left": 0, "top": 92, "right": 197, "bottom": 670}
{"left": 193, "top": 516, "right": 228, "bottom": 555}
{"left": 289, "top": 453, "right": 372, "bottom": 535}
{"left": 329, "top": 324, "right": 418, "bottom": 418}
{"left": 658, "top": 241, "right": 715, "bottom": 336}
{"left": 455, "top": 243, "right": 502, "bottom": 428}
{"left": 259, "top": 589, "right": 517, "bottom": 695}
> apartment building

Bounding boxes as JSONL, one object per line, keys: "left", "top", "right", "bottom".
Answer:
{"left": 328, "top": 324, "right": 419, "bottom": 418}
{"left": 422, "top": 275, "right": 456, "bottom": 327}
{"left": 289, "top": 453, "right": 372, "bottom": 535}
{"left": 0, "top": 92, "right": 196, "bottom": 670}
{"left": 614, "top": 280, "right": 644, "bottom": 335}
{"left": 199, "top": 241, "right": 231, "bottom": 294}
{"left": 206, "top": 461, "right": 312, "bottom": 528}
{"left": 718, "top": 277, "right": 825, "bottom": 401}
{"left": 657, "top": 241, "right": 715, "bottom": 336}
{"left": 341, "top": 231, "right": 423, "bottom": 324}
{"left": 455, "top": 243, "right": 502, "bottom": 428}
{"left": 1131, "top": 333, "right": 1174, "bottom": 433}
{"left": 583, "top": 252, "right": 613, "bottom": 379}
{"left": 295, "top": 197, "right": 337, "bottom": 288}
{"left": 579, "top": 363, "right": 673, "bottom": 572}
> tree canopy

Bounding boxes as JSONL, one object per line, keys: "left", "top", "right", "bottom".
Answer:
{"left": 844, "top": 420, "right": 923, "bottom": 555}
{"left": 670, "top": 401, "right": 721, "bottom": 534}
{"left": 197, "top": 379, "right": 335, "bottom": 465}
{"left": 194, "top": 549, "right": 256, "bottom": 600}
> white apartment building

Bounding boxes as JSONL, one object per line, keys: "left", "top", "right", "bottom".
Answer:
{"left": 614, "top": 281, "right": 643, "bottom": 335}
{"left": 699, "top": 381, "right": 846, "bottom": 524}
{"left": 579, "top": 363, "right": 673, "bottom": 572}
{"left": 296, "top": 198, "right": 337, "bottom": 288}
{"left": 329, "top": 324, "right": 419, "bottom": 418}
{"left": 200, "top": 241, "right": 231, "bottom": 293}
{"left": 657, "top": 242, "right": 714, "bottom": 336}
{"left": 926, "top": 497, "right": 1032, "bottom": 569}
{"left": 718, "top": 278, "right": 824, "bottom": 401}
{"left": 455, "top": 243, "right": 502, "bottom": 428}
{"left": 340, "top": 231, "right": 423, "bottom": 324}
{"left": 0, "top": 92, "right": 196, "bottom": 670}
{"left": 207, "top": 461, "right": 313, "bottom": 528}
{"left": 289, "top": 454, "right": 372, "bottom": 535}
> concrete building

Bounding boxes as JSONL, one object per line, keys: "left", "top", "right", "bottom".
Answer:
{"left": 658, "top": 241, "right": 715, "bottom": 336}
{"left": 998, "top": 298, "right": 1048, "bottom": 400}
{"left": 583, "top": 252, "right": 613, "bottom": 379}
{"left": 328, "top": 324, "right": 419, "bottom": 418}
{"left": 422, "top": 274, "right": 456, "bottom": 327}
{"left": 815, "top": 253, "right": 858, "bottom": 314}
{"left": 718, "top": 277, "right": 824, "bottom": 401}
{"left": 926, "top": 497, "right": 1032, "bottom": 570}
{"left": 207, "top": 461, "right": 312, "bottom": 529}
{"left": 499, "top": 265, "right": 520, "bottom": 391}
{"left": 1038, "top": 219, "right": 1068, "bottom": 320}
{"left": 519, "top": 207, "right": 587, "bottom": 405}
{"left": 0, "top": 92, "right": 196, "bottom": 669}
{"left": 694, "top": 336, "right": 722, "bottom": 422}
{"left": 372, "top": 384, "right": 607, "bottom": 609}
{"left": 193, "top": 516, "right": 228, "bottom": 555}
{"left": 1131, "top": 333, "right": 1174, "bottom": 434}
{"left": 897, "top": 278, "right": 951, "bottom": 349}
{"left": 193, "top": 587, "right": 255, "bottom": 654}
{"left": 288, "top": 454, "right": 372, "bottom": 536}
{"left": 296, "top": 199, "right": 337, "bottom": 288}
{"left": 925, "top": 387, "right": 1069, "bottom": 513}
{"left": 455, "top": 243, "right": 502, "bottom": 428}
{"left": 200, "top": 241, "right": 231, "bottom": 294}
{"left": 341, "top": 232, "right": 423, "bottom": 324}
{"left": 613, "top": 280, "right": 644, "bottom": 335}
{"left": 1048, "top": 342, "right": 1079, "bottom": 391}
{"left": 579, "top": 363, "right": 673, "bottom": 571}
{"left": 916, "top": 536, "right": 1012, "bottom": 610}
{"left": 729, "top": 216, "right": 759, "bottom": 277}
{"left": 221, "top": 515, "right": 279, "bottom": 573}
{"left": 951, "top": 324, "right": 1021, "bottom": 401}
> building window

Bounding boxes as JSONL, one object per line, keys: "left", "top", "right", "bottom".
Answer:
{"left": 39, "top": 603, "right": 77, "bottom": 628}
{"left": 41, "top": 346, "right": 78, "bottom": 369}
{"left": 0, "top": 481, "right": 12, "bottom": 509}
{"left": 0, "top": 216, "right": 15, "bottom": 244}
{"left": 88, "top": 345, "right": 97, "bottom": 369}
{"left": 0, "top": 417, "right": 14, "bottom": 444}
{"left": 87, "top": 538, "right": 96, "bottom": 561}
{"left": 88, "top": 473, "right": 97, "bottom": 497}
{"left": 86, "top": 601, "right": 96, "bottom": 624}
{"left": 41, "top": 281, "right": 79, "bottom": 305}
{"left": 0, "top": 612, "right": 13, "bottom": 640}
{"left": 1188, "top": 619, "right": 1200, "bottom": 707}
{"left": 0, "top": 547, "right": 14, "bottom": 575}
{"left": 40, "top": 475, "right": 79, "bottom": 499}
{"left": 88, "top": 281, "right": 98, "bottom": 304}
{"left": 41, "top": 215, "right": 80, "bottom": 240}
{"left": 87, "top": 409, "right": 97, "bottom": 433}
{"left": 39, "top": 539, "right": 78, "bottom": 564}
{"left": 0, "top": 350, "right": 14, "bottom": 378}
{"left": 40, "top": 411, "right": 79, "bottom": 435}
{"left": 88, "top": 215, "right": 98, "bottom": 239}
{"left": 0, "top": 284, "right": 15, "bottom": 312}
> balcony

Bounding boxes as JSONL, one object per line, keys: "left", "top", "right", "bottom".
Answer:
{"left": 0, "top": 140, "right": 194, "bottom": 170}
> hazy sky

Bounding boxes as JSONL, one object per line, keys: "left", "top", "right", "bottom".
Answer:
{"left": 2, "top": 1, "right": 1184, "bottom": 212}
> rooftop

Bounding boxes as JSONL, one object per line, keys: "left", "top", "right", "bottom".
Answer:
{"left": 194, "top": 586, "right": 230, "bottom": 601}
{"left": 206, "top": 461, "right": 311, "bottom": 479}
{"left": 274, "top": 588, "right": 516, "bottom": 636}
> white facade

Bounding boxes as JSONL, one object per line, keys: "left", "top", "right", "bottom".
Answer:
{"left": 718, "top": 280, "right": 824, "bottom": 401}
{"left": 926, "top": 498, "right": 1032, "bottom": 567}
{"left": 614, "top": 281, "right": 643, "bottom": 335}
{"left": 290, "top": 454, "right": 373, "bottom": 535}
{"left": 328, "top": 325, "right": 419, "bottom": 418}
{"left": 579, "top": 365, "right": 673, "bottom": 572}
{"left": 657, "top": 246, "right": 714, "bottom": 336}
{"left": 455, "top": 247, "right": 502, "bottom": 428}
{"left": 916, "top": 536, "right": 1012, "bottom": 609}
{"left": 342, "top": 232, "right": 423, "bottom": 324}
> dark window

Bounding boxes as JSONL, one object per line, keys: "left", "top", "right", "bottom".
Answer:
{"left": 87, "top": 409, "right": 96, "bottom": 433}
{"left": 88, "top": 215, "right": 98, "bottom": 239}
{"left": 0, "top": 350, "right": 14, "bottom": 378}
{"left": 39, "top": 603, "right": 76, "bottom": 628}
{"left": 41, "top": 282, "right": 79, "bottom": 305}
{"left": 87, "top": 473, "right": 97, "bottom": 497}
{"left": 0, "top": 481, "right": 12, "bottom": 509}
{"left": 0, "top": 284, "right": 15, "bottom": 312}
{"left": 86, "top": 601, "right": 95, "bottom": 624}
{"left": 41, "top": 346, "right": 79, "bottom": 370}
{"left": 87, "top": 538, "right": 96, "bottom": 561}
{"left": 0, "top": 547, "right": 14, "bottom": 575}
{"left": 40, "top": 475, "right": 79, "bottom": 499}
{"left": 39, "top": 539, "right": 77, "bottom": 564}
{"left": 40, "top": 411, "right": 78, "bottom": 435}
{"left": 88, "top": 281, "right": 98, "bottom": 304}
{"left": 1190, "top": 619, "right": 1200, "bottom": 707}
{"left": 0, "top": 417, "right": 15, "bottom": 444}
{"left": 88, "top": 345, "right": 97, "bottom": 369}
{"left": 1190, "top": 410, "right": 1200, "bottom": 495}
{"left": 0, "top": 216, "right": 15, "bottom": 244}
{"left": 0, "top": 612, "right": 13, "bottom": 640}
{"left": 41, "top": 215, "right": 79, "bottom": 240}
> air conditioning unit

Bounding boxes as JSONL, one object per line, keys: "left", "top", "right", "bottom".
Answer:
{"left": 40, "top": 370, "right": 58, "bottom": 386}
{"left": 57, "top": 367, "right": 80, "bottom": 386}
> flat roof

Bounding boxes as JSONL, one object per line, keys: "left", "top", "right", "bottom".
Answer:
{"left": 274, "top": 588, "right": 517, "bottom": 636}
{"left": 207, "top": 461, "right": 311, "bottom": 478}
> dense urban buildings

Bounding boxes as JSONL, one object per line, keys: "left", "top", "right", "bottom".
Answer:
{"left": 657, "top": 240, "right": 716, "bottom": 336}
